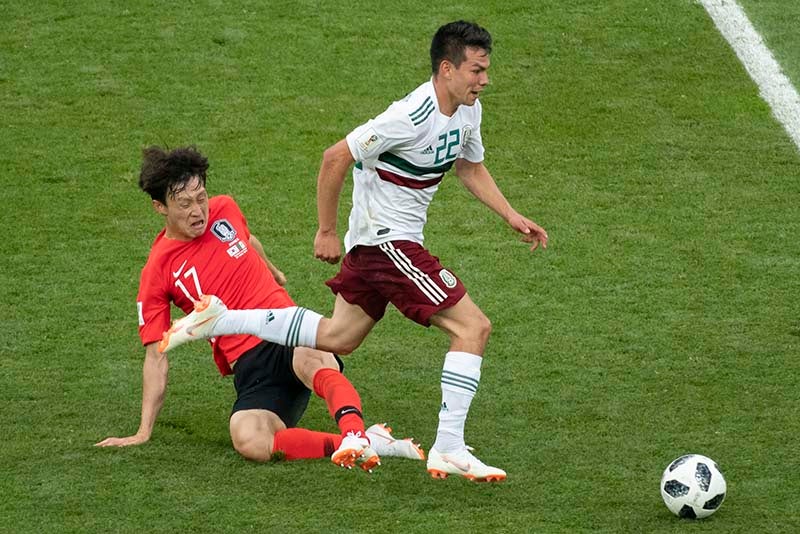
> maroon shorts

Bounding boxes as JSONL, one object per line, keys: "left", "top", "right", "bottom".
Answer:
{"left": 325, "top": 240, "right": 467, "bottom": 326}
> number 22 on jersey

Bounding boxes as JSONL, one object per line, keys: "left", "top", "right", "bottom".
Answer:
{"left": 434, "top": 129, "right": 461, "bottom": 164}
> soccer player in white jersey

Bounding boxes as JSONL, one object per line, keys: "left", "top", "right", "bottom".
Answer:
{"left": 159, "top": 20, "right": 548, "bottom": 482}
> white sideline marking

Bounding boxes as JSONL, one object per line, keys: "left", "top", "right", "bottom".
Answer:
{"left": 700, "top": 0, "right": 800, "bottom": 151}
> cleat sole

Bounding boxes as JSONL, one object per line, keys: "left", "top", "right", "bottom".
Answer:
{"left": 359, "top": 457, "right": 380, "bottom": 473}
{"left": 427, "top": 469, "right": 506, "bottom": 482}
{"left": 331, "top": 449, "right": 360, "bottom": 469}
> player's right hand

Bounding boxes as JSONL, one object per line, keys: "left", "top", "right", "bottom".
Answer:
{"left": 314, "top": 229, "right": 342, "bottom": 264}
{"left": 94, "top": 434, "right": 149, "bottom": 447}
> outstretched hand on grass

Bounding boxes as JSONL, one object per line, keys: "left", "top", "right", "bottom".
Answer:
{"left": 508, "top": 213, "right": 548, "bottom": 251}
{"left": 95, "top": 434, "right": 149, "bottom": 447}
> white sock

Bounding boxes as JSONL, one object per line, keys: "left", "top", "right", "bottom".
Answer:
{"left": 432, "top": 351, "right": 482, "bottom": 453}
{"left": 211, "top": 307, "right": 321, "bottom": 348}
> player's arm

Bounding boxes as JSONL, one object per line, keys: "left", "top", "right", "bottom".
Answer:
{"left": 95, "top": 343, "right": 168, "bottom": 447}
{"left": 454, "top": 158, "right": 548, "bottom": 251}
{"left": 314, "top": 139, "right": 355, "bottom": 264}
{"left": 249, "top": 235, "right": 286, "bottom": 286}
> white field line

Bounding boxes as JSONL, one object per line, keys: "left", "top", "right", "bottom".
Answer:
{"left": 700, "top": 0, "right": 800, "bottom": 151}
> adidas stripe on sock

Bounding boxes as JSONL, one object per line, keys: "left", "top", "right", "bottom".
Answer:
{"left": 433, "top": 351, "right": 483, "bottom": 453}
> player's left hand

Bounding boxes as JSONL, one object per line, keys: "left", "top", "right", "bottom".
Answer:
{"left": 508, "top": 213, "right": 548, "bottom": 251}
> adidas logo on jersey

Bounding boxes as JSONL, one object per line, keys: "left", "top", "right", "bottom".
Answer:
{"left": 421, "top": 145, "right": 434, "bottom": 155}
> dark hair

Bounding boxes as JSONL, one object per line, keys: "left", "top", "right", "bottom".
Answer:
{"left": 138, "top": 145, "right": 209, "bottom": 203}
{"left": 430, "top": 20, "right": 492, "bottom": 74}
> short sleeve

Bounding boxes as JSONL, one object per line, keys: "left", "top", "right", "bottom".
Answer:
{"left": 458, "top": 100, "right": 485, "bottom": 163}
{"left": 137, "top": 262, "right": 170, "bottom": 346}
{"left": 346, "top": 104, "right": 416, "bottom": 163}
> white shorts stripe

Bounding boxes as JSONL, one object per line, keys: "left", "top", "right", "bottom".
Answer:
{"left": 383, "top": 243, "right": 448, "bottom": 302}
{"left": 381, "top": 245, "right": 445, "bottom": 304}
{"left": 379, "top": 242, "right": 447, "bottom": 304}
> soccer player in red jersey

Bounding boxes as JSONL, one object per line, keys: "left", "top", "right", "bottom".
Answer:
{"left": 95, "top": 146, "right": 423, "bottom": 470}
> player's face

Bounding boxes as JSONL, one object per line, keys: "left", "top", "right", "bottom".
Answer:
{"left": 450, "top": 47, "right": 490, "bottom": 107}
{"left": 155, "top": 177, "right": 209, "bottom": 241}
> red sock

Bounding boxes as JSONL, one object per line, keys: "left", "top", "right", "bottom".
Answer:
{"left": 272, "top": 429, "right": 342, "bottom": 460}
{"left": 312, "top": 368, "right": 365, "bottom": 436}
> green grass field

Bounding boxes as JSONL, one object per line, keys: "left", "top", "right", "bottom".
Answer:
{"left": 2, "top": 1, "right": 799, "bottom": 532}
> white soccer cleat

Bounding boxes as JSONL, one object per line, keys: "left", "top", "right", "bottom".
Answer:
{"left": 366, "top": 423, "right": 425, "bottom": 460}
{"left": 331, "top": 431, "right": 376, "bottom": 471}
{"left": 426, "top": 447, "right": 507, "bottom": 482}
{"left": 158, "top": 294, "right": 227, "bottom": 353}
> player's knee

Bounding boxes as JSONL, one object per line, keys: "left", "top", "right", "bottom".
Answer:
{"left": 231, "top": 432, "right": 272, "bottom": 462}
{"left": 230, "top": 413, "right": 273, "bottom": 462}
{"left": 293, "top": 347, "right": 342, "bottom": 387}
{"left": 454, "top": 311, "right": 491, "bottom": 348}
{"left": 236, "top": 444, "right": 271, "bottom": 463}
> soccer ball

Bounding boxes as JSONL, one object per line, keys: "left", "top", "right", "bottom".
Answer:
{"left": 660, "top": 454, "right": 726, "bottom": 519}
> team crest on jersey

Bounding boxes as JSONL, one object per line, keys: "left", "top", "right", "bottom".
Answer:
{"left": 211, "top": 219, "right": 237, "bottom": 242}
{"left": 439, "top": 269, "right": 457, "bottom": 289}
{"left": 461, "top": 126, "right": 473, "bottom": 148}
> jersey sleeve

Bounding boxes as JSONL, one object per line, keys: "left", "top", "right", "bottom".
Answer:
{"left": 137, "top": 261, "right": 170, "bottom": 346}
{"left": 458, "top": 99, "right": 485, "bottom": 163}
{"left": 345, "top": 103, "right": 417, "bottom": 164}
{"left": 235, "top": 201, "right": 252, "bottom": 241}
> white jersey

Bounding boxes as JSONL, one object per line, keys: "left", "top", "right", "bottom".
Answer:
{"left": 343, "top": 79, "right": 484, "bottom": 251}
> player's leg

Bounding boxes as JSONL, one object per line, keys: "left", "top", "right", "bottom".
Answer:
{"left": 159, "top": 294, "right": 376, "bottom": 355}
{"left": 293, "top": 345, "right": 425, "bottom": 465}
{"left": 229, "top": 341, "right": 419, "bottom": 467}
{"left": 371, "top": 240, "right": 504, "bottom": 481}
{"left": 229, "top": 342, "right": 345, "bottom": 464}
{"left": 158, "top": 296, "right": 324, "bottom": 352}
{"left": 426, "top": 295, "right": 505, "bottom": 481}
{"left": 428, "top": 293, "right": 491, "bottom": 356}
{"left": 290, "top": 346, "right": 378, "bottom": 470}
{"left": 230, "top": 409, "right": 350, "bottom": 462}
{"left": 315, "top": 294, "right": 376, "bottom": 355}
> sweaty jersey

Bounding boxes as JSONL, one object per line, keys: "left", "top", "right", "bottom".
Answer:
{"left": 343, "top": 78, "right": 485, "bottom": 251}
{"left": 137, "top": 195, "right": 294, "bottom": 375}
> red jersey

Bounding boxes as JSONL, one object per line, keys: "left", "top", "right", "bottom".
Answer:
{"left": 137, "top": 195, "right": 294, "bottom": 375}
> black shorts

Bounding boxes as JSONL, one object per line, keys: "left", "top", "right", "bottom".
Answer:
{"left": 230, "top": 341, "right": 344, "bottom": 428}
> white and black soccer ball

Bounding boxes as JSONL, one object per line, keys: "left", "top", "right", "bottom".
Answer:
{"left": 660, "top": 454, "right": 726, "bottom": 519}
